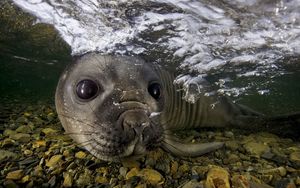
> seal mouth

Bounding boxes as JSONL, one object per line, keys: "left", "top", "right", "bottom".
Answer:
{"left": 112, "top": 101, "right": 164, "bottom": 158}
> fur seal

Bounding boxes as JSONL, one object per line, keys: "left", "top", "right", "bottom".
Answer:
{"left": 55, "top": 53, "right": 300, "bottom": 161}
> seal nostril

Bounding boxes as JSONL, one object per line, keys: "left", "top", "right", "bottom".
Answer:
{"left": 122, "top": 123, "right": 136, "bottom": 139}
{"left": 141, "top": 126, "right": 152, "bottom": 144}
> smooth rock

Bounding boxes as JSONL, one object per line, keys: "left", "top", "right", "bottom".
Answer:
{"left": 95, "top": 167, "right": 108, "bottom": 175}
{"left": 181, "top": 179, "right": 204, "bottom": 188}
{"left": 95, "top": 176, "right": 109, "bottom": 184}
{"left": 16, "top": 125, "right": 32, "bottom": 134}
{"left": 32, "top": 140, "right": 47, "bottom": 148}
{"left": 63, "top": 150, "right": 71, "bottom": 157}
{"left": 224, "top": 131, "right": 234, "bottom": 138}
{"left": 192, "top": 166, "right": 209, "bottom": 177}
{"left": 33, "top": 165, "right": 44, "bottom": 177}
{"left": 9, "top": 133, "right": 31, "bottom": 142}
{"left": 119, "top": 167, "right": 128, "bottom": 178}
{"left": 231, "top": 175, "right": 250, "bottom": 188}
{"left": 243, "top": 142, "right": 270, "bottom": 157}
{"left": 296, "top": 177, "right": 300, "bottom": 185}
{"left": 48, "top": 176, "right": 56, "bottom": 187}
{"left": 46, "top": 155, "right": 63, "bottom": 168}
{"left": 274, "top": 178, "right": 296, "bottom": 188}
{"left": 1, "top": 138, "right": 16, "bottom": 147}
{"left": 225, "top": 141, "right": 239, "bottom": 151}
{"left": 125, "top": 168, "right": 139, "bottom": 180}
{"left": 138, "top": 184, "right": 148, "bottom": 188}
{"left": 63, "top": 172, "right": 73, "bottom": 187}
{"left": 23, "top": 112, "right": 31, "bottom": 117}
{"left": 0, "top": 149, "right": 18, "bottom": 161}
{"left": 255, "top": 133, "right": 279, "bottom": 144}
{"left": 289, "top": 151, "right": 300, "bottom": 163}
{"left": 75, "top": 151, "right": 87, "bottom": 159}
{"left": 138, "top": 168, "right": 164, "bottom": 185}
{"left": 41, "top": 128, "right": 58, "bottom": 135}
{"left": 3, "top": 129, "right": 16, "bottom": 137}
{"left": 206, "top": 166, "right": 230, "bottom": 188}
{"left": 76, "top": 169, "right": 92, "bottom": 186}
{"left": 21, "top": 175, "right": 30, "bottom": 183}
{"left": 122, "top": 160, "right": 140, "bottom": 169}
{"left": 23, "top": 149, "right": 33, "bottom": 156}
{"left": 170, "top": 161, "right": 179, "bottom": 176}
{"left": 3, "top": 179, "right": 19, "bottom": 188}
{"left": 178, "top": 163, "right": 190, "bottom": 174}
{"left": 47, "top": 112, "right": 55, "bottom": 121}
{"left": 224, "top": 154, "right": 240, "bottom": 164}
{"left": 259, "top": 167, "right": 287, "bottom": 177}
{"left": 6, "top": 170, "right": 24, "bottom": 180}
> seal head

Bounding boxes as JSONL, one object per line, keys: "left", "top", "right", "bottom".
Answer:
{"left": 55, "top": 54, "right": 164, "bottom": 161}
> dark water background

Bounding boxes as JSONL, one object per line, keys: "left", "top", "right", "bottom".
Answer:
{"left": 1, "top": 1, "right": 300, "bottom": 116}
{"left": 0, "top": 1, "right": 71, "bottom": 105}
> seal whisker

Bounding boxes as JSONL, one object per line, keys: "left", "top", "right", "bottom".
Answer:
{"left": 87, "top": 100, "right": 100, "bottom": 121}
{"left": 64, "top": 132, "right": 94, "bottom": 136}
{"left": 57, "top": 112, "right": 98, "bottom": 129}
{"left": 75, "top": 139, "right": 95, "bottom": 148}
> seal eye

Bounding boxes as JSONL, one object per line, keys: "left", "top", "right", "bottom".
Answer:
{"left": 76, "top": 79, "right": 99, "bottom": 100}
{"left": 148, "top": 83, "right": 161, "bottom": 100}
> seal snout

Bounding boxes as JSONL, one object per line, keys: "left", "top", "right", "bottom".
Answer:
{"left": 120, "top": 109, "right": 162, "bottom": 151}
{"left": 122, "top": 110, "right": 150, "bottom": 137}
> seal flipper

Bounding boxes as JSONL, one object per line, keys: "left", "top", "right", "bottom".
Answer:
{"left": 231, "top": 112, "right": 300, "bottom": 139}
{"left": 162, "top": 135, "right": 224, "bottom": 157}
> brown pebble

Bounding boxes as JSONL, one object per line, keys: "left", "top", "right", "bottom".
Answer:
{"left": 95, "top": 176, "right": 109, "bottom": 184}
{"left": 32, "top": 140, "right": 47, "bottom": 148}
{"left": 290, "top": 152, "right": 300, "bottom": 163}
{"left": 206, "top": 166, "right": 230, "bottom": 188}
{"left": 122, "top": 159, "right": 140, "bottom": 169}
{"left": 24, "top": 149, "right": 33, "bottom": 156}
{"left": 75, "top": 151, "right": 87, "bottom": 159}
{"left": 10, "top": 133, "right": 31, "bottom": 142}
{"left": 178, "top": 163, "right": 190, "bottom": 174}
{"left": 6, "top": 169, "right": 24, "bottom": 180}
{"left": 231, "top": 175, "right": 250, "bottom": 188}
{"left": 139, "top": 168, "right": 164, "bottom": 185}
{"left": 21, "top": 175, "right": 30, "bottom": 183}
{"left": 42, "top": 128, "right": 58, "bottom": 135}
{"left": 170, "top": 161, "right": 178, "bottom": 176}
{"left": 1, "top": 138, "right": 16, "bottom": 147}
{"left": 63, "top": 172, "right": 73, "bottom": 187}
{"left": 46, "top": 155, "right": 63, "bottom": 168}
{"left": 125, "top": 168, "right": 139, "bottom": 180}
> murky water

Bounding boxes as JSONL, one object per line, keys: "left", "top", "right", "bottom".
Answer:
{"left": 1, "top": 0, "right": 300, "bottom": 187}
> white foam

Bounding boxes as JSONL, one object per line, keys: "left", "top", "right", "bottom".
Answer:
{"left": 12, "top": 0, "right": 300, "bottom": 99}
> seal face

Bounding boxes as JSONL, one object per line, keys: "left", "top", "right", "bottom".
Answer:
{"left": 55, "top": 54, "right": 164, "bottom": 161}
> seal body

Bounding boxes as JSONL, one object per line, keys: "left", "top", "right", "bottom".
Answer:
{"left": 55, "top": 53, "right": 299, "bottom": 161}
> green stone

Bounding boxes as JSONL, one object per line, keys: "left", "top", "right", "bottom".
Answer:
{"left": 9, "top": 133, "right": 31, "bottom": 142}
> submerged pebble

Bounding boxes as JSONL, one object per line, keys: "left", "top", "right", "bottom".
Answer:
{"left": 9, "top": 133, "right": 31, "bottom": 142}
{"left": 138, "top": 168, "right": 164, "bottom": 185}
{"left": 75, "top": 151, "right": 87, "bottom": 159}
{"left": 46, "top": 155, "right": 63, "bottom": 168}
{"left": 6, "top": 169, "right": 24, "bottom": 180}
{"left": 205, "top": 166, "right": 230, "bottom": 188}
{"left": 243, "top": 142, "right": 270, "bottom": 157}
{"left": 0, "top": 104, "right": 299, "bottom": 187}
{"left": 63, "top": 172, "right": 73, "bottom": 187}
{"left": 0, "top": 149, "right": 18, "bottom": 161}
